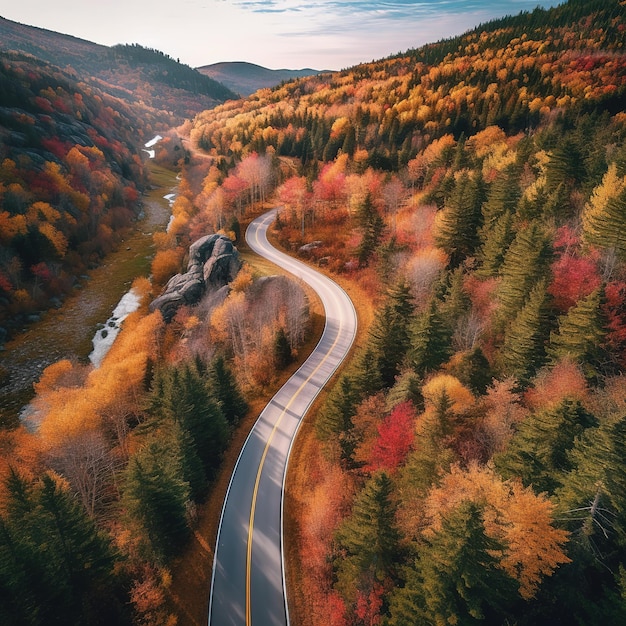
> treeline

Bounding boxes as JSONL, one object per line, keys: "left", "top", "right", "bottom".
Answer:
{"left": 0, "top": 53, "right": 161, "bottom": 341}
{"left": 0, "top": 17, "right": 236, "bottom": 121}
{"left": 110, "top": 44, "right": 237, "bottom": 101}
{"left": 188, "top": 0, "right": 625, "bottom": 175}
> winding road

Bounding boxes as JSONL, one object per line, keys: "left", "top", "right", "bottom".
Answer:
{"left": 208, "top": 209, "right": 358, "bottom": 625}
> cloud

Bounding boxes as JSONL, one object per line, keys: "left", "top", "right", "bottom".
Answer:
{"left": 233, "top": 0, "right": 551, "bottom": 21}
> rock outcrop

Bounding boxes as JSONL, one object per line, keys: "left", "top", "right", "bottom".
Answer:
{"left": 150, "top": 234, "right": 241, "bottom": 321}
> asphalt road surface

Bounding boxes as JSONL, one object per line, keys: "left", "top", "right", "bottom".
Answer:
{"left": 208, "top": 209, "right": 358, "bottom": 625}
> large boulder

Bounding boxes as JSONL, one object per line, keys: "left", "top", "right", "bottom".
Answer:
{"left": 150, "top": 234, "right": 241, "bottom": 322}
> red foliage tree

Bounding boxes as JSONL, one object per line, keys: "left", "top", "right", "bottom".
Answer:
{"left": 603, "top": 280, "right": 626, "bottom": 368}
{"left": 548, "top": 254, "right": 601, "bottom": 313}
{"left": 328, "top": 591, "right": 348, "bottom": 626}
{"left": 366, "top": 401, "right": 416, "bottom": 473}
{"left": 355, "top": 582, "right": 385, "bottom": 626}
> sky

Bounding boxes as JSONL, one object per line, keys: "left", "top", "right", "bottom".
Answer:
{"left": 2, "top": 0, "right": 560, "bottom": 70}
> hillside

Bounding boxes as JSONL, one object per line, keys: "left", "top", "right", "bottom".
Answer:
{"left": 197, "top": 61, "right": 323, "bottom": 96}
{"left": 0, "top": 51, "right": 163, "bottom": 344}
{"left": 0, "top": 16, "right": 238, "bottom": 119}
{"left": 176, "top": 0, "right": 626, "bottom": 624}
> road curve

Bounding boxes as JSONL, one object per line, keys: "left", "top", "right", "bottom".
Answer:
{"left": 208, "top": 209, "right": 358, "bottom": 626}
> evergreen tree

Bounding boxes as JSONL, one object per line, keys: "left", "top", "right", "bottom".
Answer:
{"left": 386, "top": 370, "right": 424, "bottom": 411}
{"left": 545, "top": 136, "right": 584, "bottom": 195}
{"left": 548, "top": 288, "right": 607, "bottom": 382}
{"left": 495, "top": 220, "right": 553, "bottom": 328}
{"left": 388, "top": 501, "right": 517, "bottom": 625}
{"left": 435, "top": 171, "right": 486, "bottom": 267}
{"left": 440, "top": 266, "right": 471, "bottom": 327}
{"left": 558, "top": 413, "right": 626, "bottom": 558}
{"left": 480, "top": 165, "right": 521, "bottom": 234}
{"left": 356, "top": 193, "right": 385, "bottom": 267}
{"left": 498, "top": 280, "right": 552, "bottom": 384}
{"left": 122, "top": 433, "right": 191, "bottom": 562}
{"left": 341, "top": 124, "right": 356, "bottom": 157}
{"left": 582, "top": 164, "right": 626, "bottom": 260}
{"left": 495, "top": 399, "right": 597, "bottom": 495}
{"left": 207, "top": 354, "right": 248, "bottom": 426}
{"left": 531, "top": 415, "right": 626, "bottom": 626}
{"left": 316, "top": 373, "right": 364, "bottom": 460}
{"left": 334, "top": 472, "right": 400, "bottom": 603}
{"left": 0, "top": 471, "right": 127, "bottom": 626}
{"left": 409, "top": 299, "right": 453, "bottom": 376}
{"left": 351, "top": 346, "right": 385, "bottom": 398}
{"left": 367, "top": 280, "right": 415, "bottom": 388}
{"left": 477, "top": 209, "right": 515, "bottom": 277}
{"left": 170, "top": 421, "right": 207, "bottom": 501}
{"left": 273, "top": 326, "right": 293, "bottom": 368}
{"left": 399, "top": 391, "right": 456, "bottom": 505}
{"left": 147, "top": 363, "right": 229, "bottom": 480}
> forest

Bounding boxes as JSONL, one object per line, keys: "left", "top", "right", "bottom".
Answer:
{"left": 0, "top": 52, "right": 158, "bottom": 342}
{"left": 2, "top": 0, "right": 626, "bottom": 623}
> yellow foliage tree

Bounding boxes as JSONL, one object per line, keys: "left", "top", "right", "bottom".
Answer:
{"left": 422, "top": 374, "right": 474, "bottom": 413}
{"left": 424, "top": 463, "right": 570, "bottom": 599}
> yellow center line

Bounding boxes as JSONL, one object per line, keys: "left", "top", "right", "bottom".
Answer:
{"left": 245, "top": 219, "right": 344, "bottom": 625}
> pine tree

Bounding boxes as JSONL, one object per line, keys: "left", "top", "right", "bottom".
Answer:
{"left": 122, "top": 433, "right": 191, "bottom": 561}
{"left": 480, "top": 165, "right": 521, "bottom": 234}
{"left": 582, "top": 164, "right": 626, "bottom": 259}
{"left": 545, "top": 137, "right": 584, "bottom": 195}
{"left": 477, "top": 209, "right": 515, "bottom": 277}
{"left": 388, "top": 501, "right": 517, "bottom": 625}
{"left": 148, "top": 363, "right": 229, "bottom": 480}
{"left": 367, "top": 280, "right": 414, "bottom": 388}
{"left": 548, "top": 288, "right": 607, "bottom": 382}
{"left": 495, "top": 220, "right": 553, "bottom": 328}
{"left": 498, "top": 280, "right": 552, "bottom": 384}
{"left": 495, "top": 399, "right": 597, "bottom": 495}
{"left": 356, "top": 193, "right": 385, "bottom": 267}
{"left": 409, "top": 298, "right": 453, "bottom": 376}
{"left": 316, "top": 373, "right": 364, "bottom": 460}
{"left": 540, "top": 415, "right": 626, "bottom": 625}
{"left": 399, "top": 391, "right": 457, "bottom": 506}
{"left": 334, "top": 472, "right": 400, "bottom": 604}
{"left": 435, "top": 171, "right": 486, "bottom": 267}
{"left": 386, "top": 370, "right": 424, "bottom": 411}
{"left": 207, "top": 354, "right": 248, "bottom": 425}
{"left": 0, "top": 470, "right": 127, "bottom": 626}
{"left": 273, "top": 326, "right": 293, "bottom": 368}
{"left": 558, "top": 413, "right": 626, "bottom": 556}
{"left": 440, "top": 266, "right": 471, "bottom": 327}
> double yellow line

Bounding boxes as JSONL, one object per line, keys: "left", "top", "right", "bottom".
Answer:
{"left": 244, "top": 214, "right": 350, "bottom": 625}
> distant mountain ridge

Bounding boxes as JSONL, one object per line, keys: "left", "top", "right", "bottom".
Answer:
{"left": 0, "top": 15, "right": 237, "bottom": 119}
{"left": 197, "top": 61, "right": 325, "bottom": 96}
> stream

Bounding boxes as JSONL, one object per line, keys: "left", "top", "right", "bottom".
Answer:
{"left": 0, "top": 153, "right": 178, "bottom": 427}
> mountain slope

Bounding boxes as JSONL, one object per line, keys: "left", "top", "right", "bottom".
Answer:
{"left": 0, "top": 51, "right": 157, "bottom": 343}
{"left": 197, "top": 61, "right": 323, "bottom": 96}
{"left": 189, "top": 0, "right": 626, "bottom": 169}
{"left": 0, "top": 16, "right": 237, "bottom": 119}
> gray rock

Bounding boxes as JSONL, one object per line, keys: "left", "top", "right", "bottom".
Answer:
{"left": 150, "top": 234, "right": 241, "bottom": 322}
{"left": 299, "top": 240, "right": 322, "bottom": 253}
